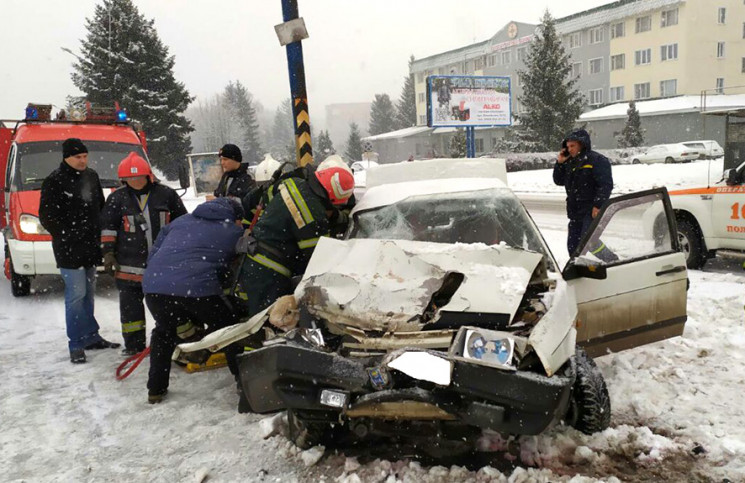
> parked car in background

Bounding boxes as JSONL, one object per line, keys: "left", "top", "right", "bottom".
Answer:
{"left": 682, "top": 140, "right": 724, "bottom": 160}
{"left": 350, "top": 160, "right": 379, "bottom": 173}
{"left": 631, "top": 144, "right": 702, "bottom": 164}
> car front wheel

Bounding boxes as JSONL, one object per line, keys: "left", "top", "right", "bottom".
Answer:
{"left": 565, "top": 349, "right": 611, "bottom": 434}
{"left": 5, "top": 245, "right": 31, "bottom": 297}
{"left": 632, "top": 159, "right": 641, "bottom": 164}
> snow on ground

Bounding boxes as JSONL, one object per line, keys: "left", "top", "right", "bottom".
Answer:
{"left": 2, "top": 167, "right": 745, "bottom": 482}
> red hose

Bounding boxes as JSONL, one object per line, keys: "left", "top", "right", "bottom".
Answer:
{"left": 116, "top": 347, "right": 150, "bottom": 380}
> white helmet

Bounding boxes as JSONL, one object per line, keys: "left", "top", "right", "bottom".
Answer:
{"left": 316, "top": 154, "right": 352, "bottom": 175}
{"left": 254, "top": 154, "right": 281, "bottom": 183}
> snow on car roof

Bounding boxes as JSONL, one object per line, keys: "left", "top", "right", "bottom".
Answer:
{"left": 352, "top": 177, "right": 509, "bottom": 215}
{"left": 366, "top": 157, "right": 507, "bottom": 189}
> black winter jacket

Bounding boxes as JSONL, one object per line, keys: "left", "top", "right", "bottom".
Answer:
{"left": 39, "top": 161, "right": 106, "bottom": 269}
{"left": 100, "top": 182, "right": 187, "bottom": 283}
{"left": 214, "top": 164, "right": 255, "bottom": 201}
{"left": 553, "top": 129, "right": 613, "bottom": 220}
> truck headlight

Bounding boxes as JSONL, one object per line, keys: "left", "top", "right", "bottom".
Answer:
{"left": 19, "top": 214, "right": 49, "bottom": 235}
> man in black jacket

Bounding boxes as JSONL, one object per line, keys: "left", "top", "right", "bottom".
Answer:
{"left": 553, "top": 129, "right": 614, "bottom": 256}
{"left": 213, "top": 144, "right": 255, "bottom": 204}
{"left": 39, "top": 138, "right": 120, "bottom": 364}
{"left": 101, "top": 152, "right": 187, "bottom": 355}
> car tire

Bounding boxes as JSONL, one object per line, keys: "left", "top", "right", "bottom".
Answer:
{"left": 632, "top": 159, "right": 640, "bottom": 165}
{"left": 677, "top": 218, "right": 707, "bottom": 269}
{"left": 5, "top": 245, "right": 31, "bottom": 297}
{"left": 287, "top": 409, "right": 343, "bottom": 450}
{"left": 664, "top": 157, "right": 675, "bottom": 164}
{"left": 566, "top": 349, "right": 611, "bottom": 435}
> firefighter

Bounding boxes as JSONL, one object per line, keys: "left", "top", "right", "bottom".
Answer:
{"left": 236, "top": 156, "right": 355, "bottom": 317}
{"left": 100, "top": 152, "right": 187, "bottom": 356}
{"left": 241, "top": 154, "right": 282, "bottom": 224}
{"left": 213, "top": 144, "right": 255, "bottom": 202}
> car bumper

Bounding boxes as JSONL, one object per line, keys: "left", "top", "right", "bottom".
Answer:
{"left": 237, "top": 342, "right": 574, "bottom": 435}
{"left": 7, "top": 239, "right": 59, "bottom": 276}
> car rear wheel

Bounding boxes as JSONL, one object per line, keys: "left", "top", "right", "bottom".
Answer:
{"left": 565, "top": 349, "right": 610, "bottom": 434}
{"left": 677, "top": 218, "right": 706, "bottom": 269}
{"left": 632, "top": 159, "right": 640, "bottom": 164}
{"left": 664, "top": 157, "right": 675, "bottom": 164}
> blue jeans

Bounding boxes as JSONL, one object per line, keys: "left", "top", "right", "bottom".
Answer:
{"left": 60, "top": 267, "right": 102, "bottom": 351}
{"left": 567, "top": 212, "right": 594, "bottom": 256}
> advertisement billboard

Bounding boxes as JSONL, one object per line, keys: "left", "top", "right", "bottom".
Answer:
{"left": 427, "top": 75, "right": 512, "bottom": 128}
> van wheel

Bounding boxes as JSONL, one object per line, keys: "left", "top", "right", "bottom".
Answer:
{"left": 566, "top": 349, "right": 611, "bottom": 434}
{"left": 5, "top": 246, "right": 31, "bottom": 297}
{"left": 677, "top": 219, "right": 706, "bottom": 269}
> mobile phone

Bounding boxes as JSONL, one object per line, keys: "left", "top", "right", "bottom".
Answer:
{"left": 561, "top": 148, "right": 570, "bottom": 157}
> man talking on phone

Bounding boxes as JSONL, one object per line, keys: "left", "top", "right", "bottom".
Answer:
{"left": 553, "top": 129, "right": 613, "bottom": 256}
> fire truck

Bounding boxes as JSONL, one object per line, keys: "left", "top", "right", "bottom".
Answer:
{"left": 0, "top": 102, "right": 148, "bottom": 296}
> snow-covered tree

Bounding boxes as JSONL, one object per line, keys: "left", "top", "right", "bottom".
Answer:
{"left": 368, "top": 94, "right": 396, "bottom": 135}
{"left": 345, "top": 123, "right": 363, "bottom": 161}
{"left": 71, "top": 0, "right": 193, "bottom": 179}
{"left": 617, "top": 101, "right": 644, "bottom": 148}
{"left": 448, "top": 128, "right": 466, "bottom": 158}
{"left": 394, "top": 55, "right": 417, "bottom": 129}
{"left": 268, "top": 99, "right": 295, "bottom": 162}
{"left": 187, "top": 94, "right": 241, "bottom": 153}
{"left": 224, "top": 81, "right": 262, "bottom": 163}
{"left": 516, "top": 10, "right": 584, "bottom": 152}
{"left": 315, "top": 130, "right": 335, "bottom": 162}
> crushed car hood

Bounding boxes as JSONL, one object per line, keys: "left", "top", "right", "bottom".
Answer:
{"left": 295, "top": 237, "right": 543, "bottom": 332}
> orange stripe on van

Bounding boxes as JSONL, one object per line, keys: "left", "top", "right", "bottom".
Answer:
{"left": 668, "top": 187, "right": 718, "bottom": 196}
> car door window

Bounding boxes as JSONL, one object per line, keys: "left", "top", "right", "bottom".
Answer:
{"left": 575, "top": 189, "right": 675, "bottom": 266}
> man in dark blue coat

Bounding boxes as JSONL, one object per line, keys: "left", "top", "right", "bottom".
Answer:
{"left": 142, "top": 198, "right": 244, "bottom": 403}
{"left": 553, "top": 129, "right": 613, "bottom": 256}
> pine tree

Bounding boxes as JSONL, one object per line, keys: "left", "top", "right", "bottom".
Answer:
{"left": 315, "top": 130, "right": 335, "bottom": 162}
{"left": 368, "top": 94, "right": 397, "bottom": 135}
{"left": 617, "top": 101, "right": 644, "bottom": 148}
{"left": 448, "top": 128, "right": 466, "bottom": 158}
{"left": 71, "top": 0, "right": 194, "bottom": 179}
{"left": 269, "top": 98, "right": 295, "bottom": 162}
{"left": 223, "top": 80, "right": 262, "bottom": 163}
{"left": 394, "top": 55, "right": 417, "bottom": 129}
{"left": 516, "top": 10, "right": 584, "bottom": 152}
{"left": 345, "top": 123, "right": 363, "bottom": 161}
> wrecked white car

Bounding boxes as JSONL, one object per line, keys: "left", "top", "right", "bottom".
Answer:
{"left": 178, "top": 158, "right": 688, "bottom": 452}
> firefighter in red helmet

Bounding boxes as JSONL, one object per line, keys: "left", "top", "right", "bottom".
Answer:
{"left": 100, "top": 152, "right": 187, "bottom": 355}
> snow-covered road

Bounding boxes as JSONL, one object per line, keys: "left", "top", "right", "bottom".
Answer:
{"left": 2, "top": 163, "right": 745, "bottom": 482}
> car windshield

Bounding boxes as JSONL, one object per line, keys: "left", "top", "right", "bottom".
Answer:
{"left": 13, "top": 140, "right": 147, "bottom": 190}
{"left": 351, "top": 187, "right": 554, "bottom": 267}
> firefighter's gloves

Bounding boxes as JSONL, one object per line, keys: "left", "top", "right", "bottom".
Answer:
{"left": 235, "top": 234, "right": 257, "bottom": 255}
{"left": 103, "top": 252, "right": 120, "bottom": 276}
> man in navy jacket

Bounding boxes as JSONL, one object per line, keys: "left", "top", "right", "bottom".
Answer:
{"left": 142, "top": 197, "right": 244, "bottom": 403}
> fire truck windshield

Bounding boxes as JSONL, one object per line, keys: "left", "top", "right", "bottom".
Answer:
{"left": 12, "top": 141, "right": 148, "bottom": 190}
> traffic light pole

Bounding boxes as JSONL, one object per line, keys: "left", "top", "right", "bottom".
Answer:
{"left": 466, "top": 126, "right": 475, "bottom": 158}
{"left": 279, "top": 0, "right": 313, "bottom": 167}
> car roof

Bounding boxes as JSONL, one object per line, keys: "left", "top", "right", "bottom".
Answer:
{"left": 13, "top": 123, "right": 142, "bottom": 145}
{"left": 366, "top": 157, "right": 507, "bottom": 189}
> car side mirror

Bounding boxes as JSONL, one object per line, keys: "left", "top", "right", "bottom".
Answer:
{"left": 562, "top": 260, "right": 607, "bottom": 281}
{"left": 726, "top": 168, "right": 740, "bottom": 186}
{"left": 178, "top": 160, "right": 191, "bottom": 190}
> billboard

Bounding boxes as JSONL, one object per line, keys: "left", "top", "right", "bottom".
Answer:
{"left": 427, "top": 75, "right": 512, "bottom": 128}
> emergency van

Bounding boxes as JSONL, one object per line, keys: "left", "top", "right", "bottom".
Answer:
{"left": 0, "top": 102, "right": 148, "bottom": 296}
{"left": 668, "top": 162, "right": 745, "bottom": 269}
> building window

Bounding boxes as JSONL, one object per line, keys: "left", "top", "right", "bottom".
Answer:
{"left": 501, "top": 51, "right": 512, "bottom": 64}
{"left": 611, "top": 22, "right": 625, "bottom": 39}
{"left": 611, "top": 54, "right": 625, "bottom": 70}
{"left": 635, "top": 16, "right": 651, "bottom": 33}
{"left": 465, "top": 61, "right": 474, "bottom": 73}
{"left": 661, "top": 43, "right": 678, "bottom": 61}
{"left": 717, "top": 42, "right": 725, "bottom": 58}
{"left": 610, "top": 86, "right": 625, "bottom": 102}
{"left": 716, "top": 78, "right": 725, "bottom": 94}
{"left": 418, "top": 93, "right": 425, "bottom": 103}
{"left": 474, "top": 57, "right": 484, "bottom": 70}
{"left": 571, "top": 62, "right": 582, "bottom": 79}
{"left": 488, "top": 55, "right": 496, "bottom": 67}
{"left": 568, "top": 32, "right": 582, "bottom": 49}
{"left": 517, "top": 47, "right": 527, "bottom": 62}
{"left": 589, "top": 27, "right": 604, "bottom": 44}
{"left": 742, "top": 22, "right": 745, "bottom": 39}
{"left": 660, "top": 79, "right": 677, "bottom": 97}
{"left": 475, "top": 138, "right": 484, "bottom": 152}
{"left": 635, "top": 48, "right": 652, "bottom": 65}
{"left": 589, "top": 58, "right": 603, "bottom": 74}
{"left": 718, "top": 7, "right": 726, "bottom": 24}
{"left": 589, "top": 89, "right": 603, "bottom": 106}
{"left": 419, "top": 114, "right": 427, "bottom": 125}
{"left": 634, "top": 82, "right": 651, "bottom": 99}
{"left": 661, "top": 8, "right": 679, "bottom": 27}
{"left": 742, "top": 57, "right": 745, "bottom": 73}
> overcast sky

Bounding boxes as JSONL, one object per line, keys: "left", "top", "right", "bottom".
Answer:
{"left": 1, "top": 0, "right": 611, "bottom": 125}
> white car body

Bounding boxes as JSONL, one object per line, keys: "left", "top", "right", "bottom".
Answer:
{"left": 682, "top": 140, "right": 724, "bottom": 159}
{"left": 631, "top": 143, "right": 701, "bottom": 164}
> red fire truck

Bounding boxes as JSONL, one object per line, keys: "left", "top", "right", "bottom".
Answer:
{"left": 0, "top": 102, "right": 148, "bottom": 296}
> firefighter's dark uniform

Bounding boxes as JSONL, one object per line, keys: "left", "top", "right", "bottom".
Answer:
{"left": 237, "top": 176, "right": 331, "bottom": 316}
{"left": 101, "top": 182, "right": 187, "bottom": 351}
{"left": 214, "top": 164, "right": 255, "bottom": 201}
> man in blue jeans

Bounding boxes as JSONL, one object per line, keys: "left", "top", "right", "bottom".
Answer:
{"left": 40, "top": 138, "right": 120, "bottom": 363}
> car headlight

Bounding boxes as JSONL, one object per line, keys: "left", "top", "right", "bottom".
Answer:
{"left": 19, "top": 214, "right": 49, "bottom": 235}
{"left": 463, "top": 329, "right": 515, "bottom": 369}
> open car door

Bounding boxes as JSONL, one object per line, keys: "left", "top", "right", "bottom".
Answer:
{"left": 562, "top": 188, "right": 688, "bottom": 358}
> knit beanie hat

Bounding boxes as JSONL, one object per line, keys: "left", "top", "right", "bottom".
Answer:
{"left": 62, "top": 138, "right": 88, "bottom": 159}
{"left": 219, "top": 144, "right": 242, "bottom": 163}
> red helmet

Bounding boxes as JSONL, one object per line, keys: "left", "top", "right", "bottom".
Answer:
{"left": 118, "top": 152, "right": 153, "bottom": 180}
{"left": 314, "top": 155, "right": 354, "bottom": 205}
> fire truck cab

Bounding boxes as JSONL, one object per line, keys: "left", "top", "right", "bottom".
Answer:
{"left": 0, "top": 102, "right": 148, "bottom": 296}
